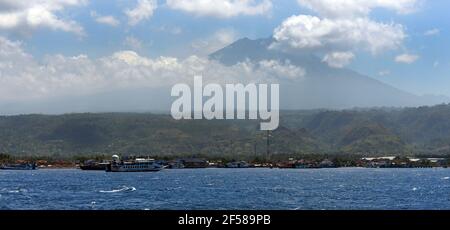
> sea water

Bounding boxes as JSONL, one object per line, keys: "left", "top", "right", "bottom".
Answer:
{"left": 1, "top": 168, "right": 450, "bottom": 210}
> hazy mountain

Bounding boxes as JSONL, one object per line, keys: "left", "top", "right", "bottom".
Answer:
{"left": 2, "top": 38, "right": 448, "bottom": 115}
{"left": 210, "top": 37, "right": 449, "bottom": 109}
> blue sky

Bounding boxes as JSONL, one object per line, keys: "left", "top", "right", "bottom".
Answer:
{"left": 350, "top": 0, "right": 450, "bottom": 96}
{"left": 20, "top": 0, "right": 301, "bottom": 58}
{"left": 0, "top": 0, "right": 449, "bottom": 103}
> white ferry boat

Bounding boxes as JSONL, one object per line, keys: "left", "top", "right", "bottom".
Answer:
{"left": 106, "top": 155, "right": 163, "bottom": 172}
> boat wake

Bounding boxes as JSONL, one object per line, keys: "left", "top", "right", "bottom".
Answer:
{"left": 99, "top": 186, "right": 136, "bottom": 193}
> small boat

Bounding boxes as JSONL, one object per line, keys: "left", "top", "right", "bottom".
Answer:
{"left": 79, "top": 160, "right": 109, "bottom": 170}
{"left": 0, "top": 163, "right": 37, "bottom": 170}
{"left": 168, "top": 161, "right": 185, "bottom": 169}
{"left": 80, "top": 163, "right": 109, "bottom": 170}
{"left": 225, "top": 161, "right": 250, "bottom": 168}
{"left": 106, "top": 155, "right": 163, "bottom": 172}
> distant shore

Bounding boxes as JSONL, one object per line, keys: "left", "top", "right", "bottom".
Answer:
{"left": 2, "top": 153, "right": 450, "bottom": 170}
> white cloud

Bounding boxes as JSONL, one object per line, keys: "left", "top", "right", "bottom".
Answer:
{"left": 395, "top": 53, "right": 419, "bottom": 64}
{"left": 124, "top": 36, "right": 143, "bottom": 50}
{"left": 258, "top": 60, "right": 306, "bottom": 80}
{"left": 424, "top": 28, "right": 440, "bottom": 36}
{"left": 125, "top": 0, "right": 157, "bottom": 26}
{"left": 297, "top": 0, "right": 419, "bottom": 18}
{"left": 0, "top": 0, "right": 86, "bottom": 36}
{"left": 166, "top": 0, "right": 272, "bottom": 18}
{"left": 91, "top": 11, "right": 120, "bottom": 27}
{"left": 270, "top": 0, "right": 418, "bottom": 68}
{"left": 0, "top": 36, "right": 304, "bottom": 102}
{"left": 322, "top": 51, "right": 355, "bottom": 68}
{"left": 272, "top": 15, "right": 405, "bottom": 55}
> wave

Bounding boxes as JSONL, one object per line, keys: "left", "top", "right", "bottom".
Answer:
{"left": 442, "top": 177, "right": 450, "bottom": 180}
{"left": 99, "top": 186, "right": 136, "bottom": 193}
{"left": 1, "top": 188, "right": 28, "bottom": 194}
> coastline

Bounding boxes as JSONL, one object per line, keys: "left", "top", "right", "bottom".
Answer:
{"left": 4, "top": 166, "right": 449, "bottom": 171}
{"left": 3, "top": 154, "right": 450, "bottom": 171}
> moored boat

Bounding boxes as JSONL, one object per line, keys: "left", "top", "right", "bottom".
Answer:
{"left": 106, "top": 155, "right": 162, "bottom": 172}
{"left": 225, "top": 161, "right": 250, "bottom": 168}
{"left": 80, "top": 163, "right": 109, "bottom": 170}
{"left": 0, "top": 163, "right": 37, "bottom": 170}
{"left": 79, "top": 160, "right": 110, "bottom": 170}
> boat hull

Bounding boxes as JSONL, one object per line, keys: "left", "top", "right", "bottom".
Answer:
{"left": 80, "top": 164, "right": 107, "bottom": 170}
{"left": 0, "top": 164, "right": 37, "bottom": 170}
{"left": 108, "top": 162, "right": 163, "bottom": 172}
{"left": 110, "top": 167, "right": 162, "bottom": 172}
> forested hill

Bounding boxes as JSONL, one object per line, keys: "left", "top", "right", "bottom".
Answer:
{"left": 2, "top": 104, "right": 450, "bottom": 157}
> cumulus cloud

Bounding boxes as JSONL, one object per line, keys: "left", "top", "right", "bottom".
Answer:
{"left": 272, "top": 15, "right": 405, "bottom": 55}
{"left": 395, "top": 53, "right": 419, "bottom": 64}
{"left": 271, "top": 0, "right": 419, "bottom": 68}
{"left": 125, "top": 0, "right": 157, "bottom": 26}
{"left": 166, "top": 0, "right": 272, "bottom": 18}
{"left": 0, "top": 0, "right": 86, "bottom": 36}
{"left": 322, "top": 51, "right": 355, "bottom": 68}
{"left": 91, "top": 11, "right": 120, "bottom": 27}
{"left": 0, "top": 36, "right": 304, "bottom": 102}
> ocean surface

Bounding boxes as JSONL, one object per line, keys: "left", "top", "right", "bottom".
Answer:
{"left": 1, "top": 168, "right": 450, "bottom": 210}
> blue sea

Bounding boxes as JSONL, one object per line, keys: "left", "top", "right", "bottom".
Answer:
{"left": 1, "top": 168, "right": 450, "bottom": 210}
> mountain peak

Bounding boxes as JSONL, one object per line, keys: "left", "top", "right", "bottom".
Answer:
{"left": 209, "top": 36, "right": 317, "bottom": 66}
{"left": 208, "top": 37, "right": 448, "bottom": 109}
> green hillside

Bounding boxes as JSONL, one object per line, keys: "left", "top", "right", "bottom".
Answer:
{"left": 2, "top": 104, "right": 450, "bottom": 158}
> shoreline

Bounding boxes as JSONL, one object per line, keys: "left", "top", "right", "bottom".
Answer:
{"left": 4, "top": 166, "right": 449, "bottom": 171}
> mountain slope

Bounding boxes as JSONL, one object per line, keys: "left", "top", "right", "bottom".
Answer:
{"left": 210, "top": 37, "right": 447, "bottom": 109}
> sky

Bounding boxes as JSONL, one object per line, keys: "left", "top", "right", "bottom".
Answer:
{"left": 0, "top": 0, "right": 450, "bottom": 111}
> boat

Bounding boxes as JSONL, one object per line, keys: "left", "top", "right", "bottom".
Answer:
{"left": 79, "top": 160, "right": 109, "bottom": 170}
{"left": 225, "top": 161, "right": 250, "bottom": 168}
{"left": 169, "top": 158, "right": 208, "bottom": 169}
{"left": 0, "top": 163, "right": 37, "bottom": 170}
{"left": 106, "top": 155, "right": 163, "bottom": 172}
{"left": 168, "top": 161, "right": 185, "bottom": 169}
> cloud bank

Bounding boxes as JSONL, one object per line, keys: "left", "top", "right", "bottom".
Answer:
{"left": 0, "top": 0, "right": 86, "bottom": 36}
{"left": 0, "top": 36, "right": 304, "bottom": 103}
{"left": 271, "top": 0, "right": 419, "bottom": 68}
